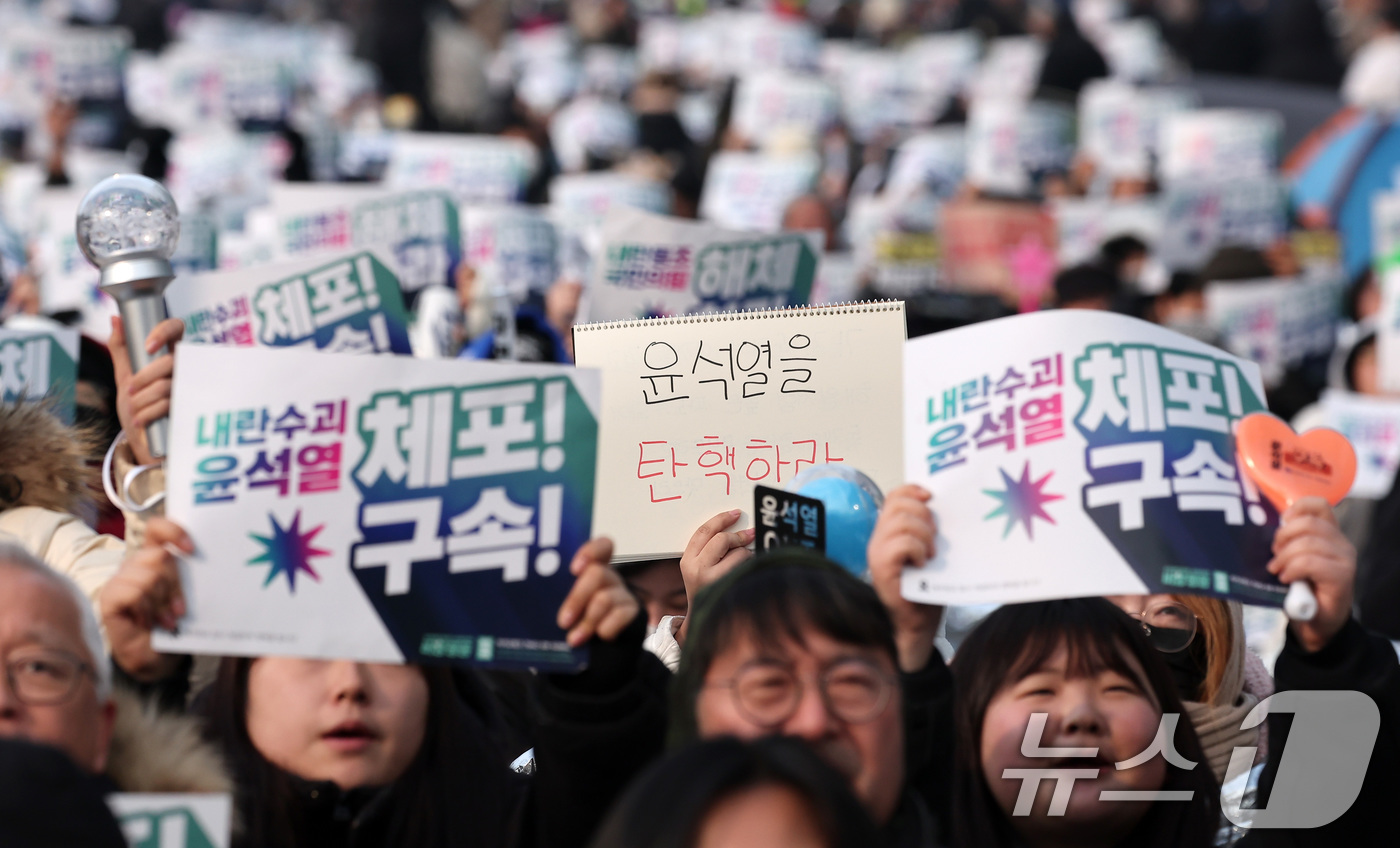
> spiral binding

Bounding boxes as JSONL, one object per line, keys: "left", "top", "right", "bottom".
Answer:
{"left": 574, "top": 300, "right": 905, "bottom": 332}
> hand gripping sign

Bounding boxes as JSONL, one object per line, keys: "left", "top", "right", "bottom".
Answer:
{"left": 161, "top": 345, "right": 599, "bottom": 672}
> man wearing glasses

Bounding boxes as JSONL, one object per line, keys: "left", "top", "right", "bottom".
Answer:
{"left": 670, "top": 538, "right": 952, "bottom": 848}
{"left": 0, "top": 543, "right": 115, "bottom": 774}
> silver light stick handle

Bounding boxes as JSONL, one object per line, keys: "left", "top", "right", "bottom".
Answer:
{"left": 116, "top": 293, "right": 171, "bottom": 459}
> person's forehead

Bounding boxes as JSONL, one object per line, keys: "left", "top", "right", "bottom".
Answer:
{"left": 708, "top": 624, "right": 887, "bottom": 672}
{"left": 0, "top": 567, "right": 87, "bottom": 654}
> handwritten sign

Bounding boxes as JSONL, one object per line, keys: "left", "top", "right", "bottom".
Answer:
{"left": 0, "top": 327, "right": 78, "bottom": 420}
{"left": 160, "top": 345, "right": 599, "bottom": 670}
{"left": 166, "top": 250, "right": 412, "bottom": 354}
{"left": 1204, "top": 276, "right": 1341, "bottom": 387}
{"left": 572, "top": 303, "right": 904, "bottom": 560}
{"left": 109, "top": 794, "right": 231, "bottom": 848}
{"left": 588, "top": 207, "right": 820, "bottom": 321}
{"left": 1318, "top": 390, "right": 1400, "bottom": 499}
{"left": 1157, "top": 178, "right": 1288, "bottom": 271}
{"left": 267, "top": 185, "right": 461, "bottom": 292}
{"left": 903, "top": 310, "right": 1283, "bottom": 607}
{"left": 699, "top": 151, "right": 821, "bottom": 233}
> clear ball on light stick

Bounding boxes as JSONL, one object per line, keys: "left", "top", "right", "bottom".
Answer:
{"left": 74, "top": 174, "right": 180, "bottom": 267}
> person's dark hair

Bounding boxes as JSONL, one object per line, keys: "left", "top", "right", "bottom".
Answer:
{"left": 1166, "top": 270, "right": 1205, "bottom": 300}
{"left": 1346, "top": 332, "right": 1378, "bottom": 392}
{"left": 1099, "top": 235, "right": 1148, "bottom": 273}
{"left": 1346, "top": 267, "right": 1377, "bottom": 323}
{"left": 199, "top": 658, "right": 520, "bottom": 848}
{"left": 1199, "top": 246, "right": 1272, "bottom": 284}
{"left": 590, "top": 735, "right": 880, "bottom": 848}
{"left": 669, "top": 549, "right": 898, "bottom": 746}
{"left": 1053, "top": 264, "right": 1120, "bottom": 307}
{"left": 949, "top": 599, "right": 1220, "bottom": 848}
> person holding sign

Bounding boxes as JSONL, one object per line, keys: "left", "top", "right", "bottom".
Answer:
{"left": 102, "top": 534, "right": 671, "bottom": 848}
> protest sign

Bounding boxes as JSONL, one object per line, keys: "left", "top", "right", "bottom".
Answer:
{"left": 755, "top": 485, "right": 826, "bottom": 554}
{"left": 939, "top": 199, "right": 1059, "bottom": 312}
{"left": 1099, "top": 18, "right": 1171, "bottom": 83}
{"left": 0, "top": 326, "right": 78, "bottom": 419}
{"left": 165, "top": 131, "right": 284, "bottom": 230}
{"left": 0, "top": 25, "right": 129, "bottom": 118}
{"left": 572, "top": 302, "right": 904, "bottom": 561}
{"left": 588, "top": 207, "right": 820, "bottom": 321}
{"left": 966, "top": 99, "right": 1076, "bottom": 197}
{"left": 1157, "top": 178, "right": 1288, "bottom": 271}
{"left": 383, "top": 133, "right": 539, "bottom": 205}
{"left": 461, "top": 206, "right": 559, "bottom": 298}
{"left": 902, "top": 310, "right": 1283, "bottom": 607}
{"left": 1204, "top": 276, "right": 1341, "bottom": 387}
{"left": 1078, "top": 81, "right": 1195, "bottom": 179}
{"left": 1317, "top": 390, "right": 1400, "bottom": 499}
{"left": 165, "top": 250, "right": 412, "bottom": 354}
{"left": 159, "top": 345, "right": 599, "bottom": 671}
{"left": 732, "top": 70, "right": 839, "bottom": 146}
{"left": 109, "top": 793, "right": 232, "bottom": 848}
{"left": 1159, "top": 109, "right": 1282, "bottom": 185}
{"left": 549, "top": 172, "right": 671, "bottom": 221}
{"left": 967, "top": 37, "right": 1045, "bottom": 104}
{"left": 549, "top": 96, "right": 638, "bottom": 173}
{"left": 1373, "top": 192, "right": 1400, "bottom": 392}
{"left": 267, "top": 184, "right": 461, "bottom": 292}
{"left": 871, "top": 232, "right": 941, "bottom": 296}
{"left": 124, "top": 44, "right": 293, "bottom": 131}
{"left": 699, "top": 151, "right": 821, "bottom": 233}
{"left": 1052, "top": 198, "right": 1164, "bottom": 267}
{"left": 31, "top": 188, "right": 118, "bottom": 341}
{"left": 714, "top": 11, "right": 822, "bottom": 77}
{"left": 885, "top": 128, "right": 968, "bottom": 201}
{"left": 581, "top": 45, "right": 637, "bottom": 99}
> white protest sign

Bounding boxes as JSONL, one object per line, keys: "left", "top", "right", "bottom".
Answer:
{"left": 1157, "top": 178, "right": 1288, "bottom": 271}
{"left": 573, "top": 302, "right": 905, "bottom": 560}
{"left": 1317, "top": 390, "right": 1400, "bottom": 499}
{"left": 699, "top": 151, "right": 821, "bottom": 232}
{"left": 732, "top": 70, "right": 839, "bottom": 146}
{"left": 549, "top": 96, "right": 638, "bottom": 173}
{"left": 1052, "top": 197, "right": 1163, "bottom": 267}
{"left": 902, "top": 30, "right": 982, "bottom": 99}
{"left": 581, "top": 45, "right": 637, "bottom": 98}
{"left": 124, "top": 44, "right": 292, "bottom": 131}
{"left": 549, "top": 172, "right": 671, "bottom": 221}
{"left": 461, "top": 206, "right": 559, "bottom": 297}
{"left": 967, "top": 99, "right": 1076, "bottom": 196}
{"left": 1159, "top": 109, "right": 1282, "bottom": 185}
{"left": 0, "top": 24, "right": 129, "bottom": 118}
{"left": 266, "top": 184, "right": 461, "bottom": 292}
{"left": 109, "top": 793, "right": 232, "bottom": 848}
{"left": 383, "top": 133, "right": 539, "bottom": 205}
{"left": 715, "top": 11, "right": 822, "bottom": 77}
{"left": 1078, "top": 80, "right": 1196, "bottom": 179}
{"left": 886, "top": 128, "right": 968, "bottom": 201}
{"left": 1205, "top": 276, "right": 1341, "bottom": 386}
{"left": 165, "top": 249, "right": 413, "bottom": 354}
{"left": 31, "top": 188, "right": 118, "bottom": 341}
{"left": 589, "top": 207, "right": 821, "bottom": 321}
{"left": 160, "top": 345, "right": 600, "bottom": 671}
{"left": 903, "top": 311, "right": 1283, "bottom": 607}
{"left": 1373, "top": 192, "right": 1400, "bottom": 392}
{"left": 828, "top": 47, "right": 905, "bottom": 144}
{"left": 968, "top": 37, "right": 1045, "bottom": 104}
{"left": 1099, "top": 18, "right": 1170, "bottom": 83}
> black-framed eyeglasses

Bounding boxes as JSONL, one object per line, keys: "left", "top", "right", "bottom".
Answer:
{"left": 3, "top": 648, "right": 96, "bottom": 706}
{"left": 1123, "top": 600, "right": 1199, "bottom": 653}
{"left": 705, "top": 657, "right": 897, "bottom": 728}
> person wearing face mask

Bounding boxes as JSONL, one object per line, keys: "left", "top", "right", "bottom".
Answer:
{"left": 670, "top": 545, "right": 951, "bottom": 848}
{"left": 106, "top": 536, "right": 670, "bottom": 848}
{"left": 1104, "top": 594, "right": 1273, "bottom": 783}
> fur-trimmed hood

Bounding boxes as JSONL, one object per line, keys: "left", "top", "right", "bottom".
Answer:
{"left": 0, "top": 402, "right": 100, "bottom": 515}
{"left": 105, "top": 689, "right": 233, "bottom": 795}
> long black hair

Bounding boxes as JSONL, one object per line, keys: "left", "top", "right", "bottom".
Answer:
{"left": 950, "top": 599, "right": 1220, "bottom": 848}
{"left": 589, "top": 736, "right": 881, "bottom": 848}
{"left": 198, "top": 657, "right": 523, "bottom": 848}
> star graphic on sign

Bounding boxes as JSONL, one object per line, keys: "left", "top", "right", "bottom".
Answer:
{"left": 248, "top": 511, "right": 329, "bottom": 592}
{"left": 983, "top": 462, "right": 1064, "bottom": 540}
